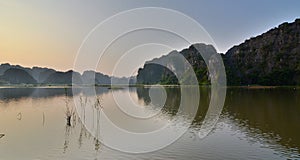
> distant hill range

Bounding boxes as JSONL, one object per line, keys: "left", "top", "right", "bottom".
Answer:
{"left": 0, "top": 64, "right": 136, "bottom": 85}
{"left": 137, "top": 18, "right": 300, "bottom": 86}
{"left": 1, "top": 19, "right": 299, "bottom": 86}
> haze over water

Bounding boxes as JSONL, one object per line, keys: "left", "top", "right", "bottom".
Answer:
{"left": 0, "top": 87, "right": 299, "bottom": 160}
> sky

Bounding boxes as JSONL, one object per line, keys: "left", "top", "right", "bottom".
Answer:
{"left": 0, "top": 0, "right": 300, "bottom": 76}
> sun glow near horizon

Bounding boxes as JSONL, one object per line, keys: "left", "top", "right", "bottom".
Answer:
{"left": 1, "top": 0, "right": 300, "bottom": 76}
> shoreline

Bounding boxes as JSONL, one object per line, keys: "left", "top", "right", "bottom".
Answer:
{"left": 0, "top": 84, "right": 299, "bottom": 89}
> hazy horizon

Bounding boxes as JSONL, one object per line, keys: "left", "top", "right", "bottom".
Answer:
{"left": 1, "top": 0, "right": 300, "bottom": 76}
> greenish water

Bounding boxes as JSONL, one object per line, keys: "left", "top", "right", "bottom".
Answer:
{"left": 0, "top": 87, "right": 299, "bottom": 160}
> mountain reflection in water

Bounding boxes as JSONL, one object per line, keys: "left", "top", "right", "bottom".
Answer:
{"left": 0, "top": 87, "right": 299, "bottom": 160}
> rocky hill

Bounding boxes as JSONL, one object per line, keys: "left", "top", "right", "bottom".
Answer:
{"left": 1, "top": 19, "right": 299, "bottom": 86}
{"left": 137, "top": 19, "right": 300, "bottom": 86}
{"left": 0, "top": 63, "right": 134, "bottom": 85}
{"left": 0, "top": 63, "right": 56, "bottom": 84}
{"left": 43, "top": 70, "right": 83, "bottom": 85}
{"left": 31, "top": 67, "right": 56, "bottom": 83}
{"left": 0, "top": 68, "right": 37, "bottom": 84}
{"left": 82, "top": 71, "right": 111, "bottom": 85}
{"left": 137, "top": 44, "right": 216, "bottom": 85}
{"left": 224, "top": 19, "right": 300, "bottom": 85}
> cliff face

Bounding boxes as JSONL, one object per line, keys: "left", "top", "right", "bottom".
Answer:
{"left": 225, "top": 19, "right": 300, "bottom": 85}
{"left": 137, "top": 51, "right": 179, "bottom": 85}
{"left": 137, "top": 19, "right": 300, "bottom": 86}
{"left": 137, "top": 44, "right": 217, "bottom": 85}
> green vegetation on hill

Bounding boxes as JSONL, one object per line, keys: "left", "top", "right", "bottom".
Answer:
{"left": 1, "top": 19, "right": 299, "bottom": 86}
{"left": 225, "top": 19, "right": 300, "bottom": 85}
{"left": 137, "top": 19, "right": 300, "bottom": 86}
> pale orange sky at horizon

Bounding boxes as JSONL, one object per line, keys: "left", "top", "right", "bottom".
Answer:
{"left": 1, "top": 0, "right": 299, "bottom": 76}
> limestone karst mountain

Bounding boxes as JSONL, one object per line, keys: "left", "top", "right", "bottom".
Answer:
{"left": 137, "top": 19, "right": 300, "bottom": 86}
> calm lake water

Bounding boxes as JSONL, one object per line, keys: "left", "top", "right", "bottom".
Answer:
{"left": 0, "top": 87, "right": 299, "bottom": 160}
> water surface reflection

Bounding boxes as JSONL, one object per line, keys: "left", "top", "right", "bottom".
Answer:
{"left": 0, "top": 87, "right": 299, "bottom": 159}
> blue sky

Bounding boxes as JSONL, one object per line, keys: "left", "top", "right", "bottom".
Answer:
{"left": 127, "top": 0, "right": 300, "bottom": 52}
